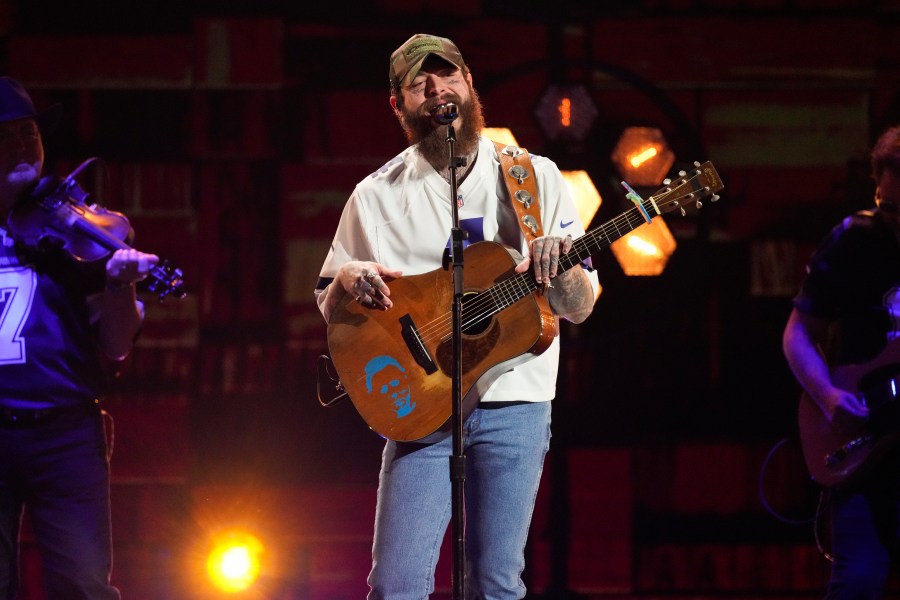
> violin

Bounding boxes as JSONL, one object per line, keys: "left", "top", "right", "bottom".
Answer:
{"left": 6, "top": 157, "right": 186, "bottom": 300}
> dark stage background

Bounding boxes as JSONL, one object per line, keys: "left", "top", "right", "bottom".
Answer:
{"left": 3, "top": 0, "right": 899, "bottom": 598}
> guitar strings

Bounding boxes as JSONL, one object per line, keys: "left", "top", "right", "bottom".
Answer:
{"left": 409, "top": 172, "right": 706, "bottom": 347}
{"left": 411, "top": 175, "right": 702, "bottom": 345}
{"left": 410, "top": 196, "right": 657, "bottom": 342}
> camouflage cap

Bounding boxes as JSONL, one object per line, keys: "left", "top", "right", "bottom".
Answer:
{"left": 389, "top": 33, "right": 466, "bottom": 89}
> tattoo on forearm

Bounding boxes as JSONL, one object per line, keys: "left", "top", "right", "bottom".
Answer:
{"left": 549, "top": 270, "right": 593, "bottom": 317}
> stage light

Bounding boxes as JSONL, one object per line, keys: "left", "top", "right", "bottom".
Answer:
{"left": 535, "top": 84, "right": 598, "bottom": 143}
{"left": 560, "top": 170, "right": 602, "bottom": 229}
{"left": 483, "top": 127, "right": 520, "bottom": 148}
{"left": 558, "top": 170, "right": 603, "bottom": 299}
{"left": 206, "top": 530, "right": 264, "bottom": 594}
{"left": 610, "top": 218, "right": 677, "bottom": 276}
{"left": 626, "top": 235, "right": 661, "bottom": 257}
{"left": 610, "top": 126, "right": 675, "bottom": 187}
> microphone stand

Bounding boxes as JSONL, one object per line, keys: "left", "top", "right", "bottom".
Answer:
{"left": 438, "top": 104, "right": 468, "bottom": 600}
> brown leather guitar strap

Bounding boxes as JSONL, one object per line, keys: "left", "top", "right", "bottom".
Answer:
{"left": 493, "top": 141, "right": 544, "bottom": 242}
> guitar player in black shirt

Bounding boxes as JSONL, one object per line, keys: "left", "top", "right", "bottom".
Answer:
{"left": 784, "top": 124, "right": 900, "bottom": 599}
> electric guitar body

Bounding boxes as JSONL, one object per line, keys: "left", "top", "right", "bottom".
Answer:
{"left": 799, "top": 340, "right": 900, "bottom": 487}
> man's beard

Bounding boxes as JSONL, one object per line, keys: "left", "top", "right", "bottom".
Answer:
{"left": 398, "top": 87, "right": 486, "bottom": 172}
{"left": 6, "top": 161, "right": 40, "bottom": 187}
{"left": 1, "top": 160, "right": 41, "bottom": 208}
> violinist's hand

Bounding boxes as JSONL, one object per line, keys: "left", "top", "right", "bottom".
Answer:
{"left": 98, "top": 249, "right": 159, "bottom": 359}
{"left": 105, "top": 248, "right": 160, "bottom": 288}
{"left": 336, "top": 261, "right": 403, "bottom": 310}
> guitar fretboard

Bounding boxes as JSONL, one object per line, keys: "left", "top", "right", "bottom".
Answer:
{"left": 473, "top": 201, "right": 654, "bottom": 319}
{"left": 462, "top": 162, "right": 721, "bottom": 328}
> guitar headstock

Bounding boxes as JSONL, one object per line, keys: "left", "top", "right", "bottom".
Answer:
{"left": 648, "top": 161, "right": 724, "bottom": 217}
{"left": 144, "top": 259, "right": 186, "bottom": 300}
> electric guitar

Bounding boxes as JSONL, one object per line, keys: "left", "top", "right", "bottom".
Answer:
{"left": 798, "top": 339, "right": 900, "bottom": 487}
{"left": 327, "top": 161, "right": 724, "bottom": 441}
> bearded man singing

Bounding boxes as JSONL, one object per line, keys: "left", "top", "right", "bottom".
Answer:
{"left": 314, "top": 33, "right": 599, "bottom": 600}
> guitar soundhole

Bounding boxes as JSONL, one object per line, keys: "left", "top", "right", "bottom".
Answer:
{"left": 461, "top": 290, "right": 492, "bottom": 335}
{"left": 434, "top": 290, "right": 501, "bottom": 375}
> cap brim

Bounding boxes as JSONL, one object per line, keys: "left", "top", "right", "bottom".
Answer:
{"left": 404, "top": 53, "right": 461, "bottom": 85}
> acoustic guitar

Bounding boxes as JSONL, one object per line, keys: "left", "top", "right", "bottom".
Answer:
{"left": 799, "top": 339, "right": 900, "bottom": 487}
{"left": 327, "top": 161, "right": 724, "bottom": 441}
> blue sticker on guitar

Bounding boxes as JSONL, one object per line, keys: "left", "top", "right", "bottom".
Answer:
{"left": 365, "top": 355, "right": 415, "bottom": 418}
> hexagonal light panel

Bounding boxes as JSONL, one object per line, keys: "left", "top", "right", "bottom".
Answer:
{"left": 610, "top": 218, "right": 677, "bottom": 276}
{"left": 483, "top": 127, "right": 520, "bottom": 148}
{"left": 610, "top": 126, "right": 675, "bottom": 187}
{"left": 561, "top": 170, "right": 602, "bottom": 229}
{"left": 534, "top": 84, "right": 598, "bottom": 143}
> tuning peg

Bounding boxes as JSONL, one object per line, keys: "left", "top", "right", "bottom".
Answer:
{"left": 678, "top": 170, "right": 686, "bottom": 177}
{"left": 695, "top": 200, "right": 703, "bottom": 209}
{"left": 663, "top": 178, "right": 671, "bottom": 185}
{"left": 679, "top": 205, "right": 686, "bottom": 216}
{"left": 711, "top": 194, "right": 720, "bottom": 202}
{"left": 693, "top": 160, "right": 700, "bottom": 167}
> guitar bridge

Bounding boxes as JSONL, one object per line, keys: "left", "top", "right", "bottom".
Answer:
{"left": 400, "top": 314, "right": 438, "bottom": 374}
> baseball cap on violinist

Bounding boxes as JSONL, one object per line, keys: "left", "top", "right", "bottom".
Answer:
{"left": 389, "top": 33, "right": 466, "bottom": 89}
{"left": 0, "top": 76, "right": 62, "bottom": 136}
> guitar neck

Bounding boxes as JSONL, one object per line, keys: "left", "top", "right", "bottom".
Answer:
{"left": 561, "top": 202, "right": 655, "bottom": 273}
{"left": 485, "top": 161, "right": 722, "bottom": 315}
{"left": 488, "top": 202, "right": 655, "bottom": 312}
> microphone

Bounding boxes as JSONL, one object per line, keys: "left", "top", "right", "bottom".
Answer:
{"left": 431, "top": 102, "right": 459, "bottom": 125}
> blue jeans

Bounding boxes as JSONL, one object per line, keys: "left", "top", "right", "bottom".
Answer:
{"left": 0, "top": 407, "right": 120, "bottom": 600}
{"left": 823, "top": 475, "right": 900, "bottom": 600}
{"left": 367, "top": 401, "right": 552, "bottom": 600}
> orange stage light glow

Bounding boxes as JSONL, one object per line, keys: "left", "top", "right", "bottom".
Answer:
{"left": 206, "top": 530, "right": 264, "bottom": 594}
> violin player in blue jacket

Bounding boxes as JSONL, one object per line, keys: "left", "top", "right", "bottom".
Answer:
{"left": 0, "top": 77, "right": 158, "bottom": 599}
